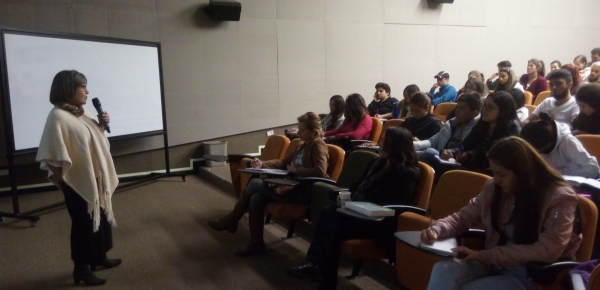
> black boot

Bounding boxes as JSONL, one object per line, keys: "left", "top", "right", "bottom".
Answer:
{"left": 234, "top": 209, "right": 266, "bottom": 256}
{"left": 91, "top": 258, "right": 122, "bottom": 271}
{"left": 208, "top": 191, "right": 252, "bottom": 233}
{"left": 73, "top": 264, "right": 106, "bottom": 286}
{"left": 285, "top": 261, "right": 323, "bottom": 281}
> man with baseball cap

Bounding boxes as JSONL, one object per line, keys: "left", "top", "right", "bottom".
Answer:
{"left": 430, "top": 71, "right": 457, "bottom": 106}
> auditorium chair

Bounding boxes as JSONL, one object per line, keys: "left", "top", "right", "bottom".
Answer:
{"left": 263, "top": 144, "right": 345, "bottom": 239}
{"left": 525, "top": 104, "right": 537, "bottom": 116}
{"left": 395, "top": 170, "right": 491, "bottom": 290}
{"left": 339, "top": 162, "right": 435, "bottom": 280}
{"left": 376, "top": 119, "right": 404, "bottom": 143}
{"left": 533, "top": 90, "right": 551, "bottom": 106}
{"left": 369, "top": 117, "right": 383, "bottom": 142}
{"left": 432, "top": 102, "right": 457, "bottom": 123}
{"left": 524, "top": 91, "right": 533, "bottom": 105}
{"left": 576, "top": 134, "right": 600, "bottom": 161}
{"left": 229, "top": 134, "right": 290, "bottom": 198}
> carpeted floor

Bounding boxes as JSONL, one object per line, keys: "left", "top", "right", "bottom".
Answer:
{"left": 0, "top": 170, "right": 400, "bottom": 289}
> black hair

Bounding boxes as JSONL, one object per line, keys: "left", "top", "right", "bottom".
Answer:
{"left": 576, "top": 83, "right": 600, "bottom": 112}
{"left": 403, "top": 84, "right": 420, "bottom": 98}
{"left": 497, "top": 60, "right": 512, "bottom": 68}
{"left": 375, "top": 82, "right": 391, "bottom": 95}
{"left": 551, "top": 60, "right": 562, "bottom": 67}
{"left": 508, "top": 88, "right": 526, "bottom": 109}
{"left": 457, "top": 92, "right": 482, "bottom": 112}
{"left": 381, "top": 126, "right": 419, "bottom": 168}
{"left": 547, "top": 69, "right": 573, "bottom": 84}
{"left": 520, "top": 112, "right": 557, "bottom": 154}
{"left": 49, "top": 70, "right": 87, "bottom": 105}
{"left": 344, "top": 93, "right": 368, "bottom": 128}
{"left": 409, "top": 92, "right": 431, "bottom": 108}
{"left": 592, "top": 48, "right": 600, "bottom": 56}
{"left": 329, "top": 95, "right": 345, "bottom": 116}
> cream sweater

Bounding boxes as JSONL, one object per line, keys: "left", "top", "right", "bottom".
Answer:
{"left": 36, "top": 106, "right": 119, "bottom": 231}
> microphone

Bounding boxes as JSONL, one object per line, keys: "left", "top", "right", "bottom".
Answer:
{"left": 91, "top": 98, "right": 111, "bottom": 133}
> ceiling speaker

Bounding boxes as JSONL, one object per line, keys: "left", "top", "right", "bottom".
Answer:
{"left": 204, "top": 0, "right": 241, "bottom": 21}
{"left": 428, "top": 0, "right": 454, "bottom": 3}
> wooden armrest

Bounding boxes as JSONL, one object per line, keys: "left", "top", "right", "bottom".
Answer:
{"left": 227, "top": 154, "right": 254, "bottom": 162}
{"left": 526, "top": 260, "right": 580, "bottom": 285}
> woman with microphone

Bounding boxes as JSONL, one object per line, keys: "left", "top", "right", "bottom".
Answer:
{"left": 36, "top": 70, "right": 121, "bottom": 286}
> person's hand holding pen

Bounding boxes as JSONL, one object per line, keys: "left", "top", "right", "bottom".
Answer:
{"left": 251, "top": 158, "right": 263, "bottom": 169}
{"left": 440, "top": 149, "right": 453, "bottom": 160}
{"left": 420, "top": 208, "right": 438, "bottom": 244}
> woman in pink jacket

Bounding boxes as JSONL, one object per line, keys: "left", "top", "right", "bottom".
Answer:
{"left": 324, "top": 93, "right": 372, "bottom": 141}
{"left": 422, "top": 136, "right": 582, "bottom": 290}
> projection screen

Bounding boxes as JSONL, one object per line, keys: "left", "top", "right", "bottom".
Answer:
{"left": 1, "top": 29, "right": 165, "bottom": 153}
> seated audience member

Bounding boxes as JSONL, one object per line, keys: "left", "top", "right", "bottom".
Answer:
{"left": 574, "top": 54, "right": 590, "bottom": 79}
{"left": 508, "top": 88, "right": 529, "bottom": 123}
{"left": 562, "top": 64, "right": 583, "bottom": 96}
{"left": 286, "top": 127, "right": 420, "bottom": 290}
{"left": 521, "top": 112, "right": 600, "bottom": 178}
{"left": 208, "top": 112, "right": 329, "bottom": 256}
{"left": 324, "top": 93, "right": 372, "bottom": 141}
{"left": 494, "top": 68, "right": 524, "bottom": 92}
{"left": 572, "top": 83, "right": 600, "bottom": 135}
{"left": 415, "top": 92, "right": 481, "bottom": 165}
{"left": 321, "top": 95, "right": 345, "bottom": 131}
{"left": 457, "top": 91, "right": 521, "bottom": 171}
{"left": 457, "top": 70, "right": 488, "bottom": 97}
{"left": 430, "top": 71, "right": 458, "bottom": 106}
{"left": 398, "top": 84, "right": 420, "bottom": 119}
{"left": 423, "top": 136, "right": 582, "bottom": 290}
{"left": 519, "top": 59, "right": 548, "bottom": 101}
{"left": 367, "top": 82, "right": 399, "bottom": 119}
{"left": 526, "top": 69, "right": 579, "bottom": 127}
{"left": 400, "top": 92, "right": 442, "bottom": 140}
{"left": 549, "top": 60, "right": 562, "bottom": 72}
{"left": 592, "top": 48, "right": 600, "bottom": 63}
{"left": 580, "top": 61, "right": 600, "bottom": 86}
{"left": 487, "top": 60, "right": 512, "bottom": 91}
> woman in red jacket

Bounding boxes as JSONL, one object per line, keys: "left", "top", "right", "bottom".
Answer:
{"left": 324, "top": 93, "right": 372, "bottom": 141}
{"left": 519, "top": 58, "right": 548, "bottom": 102}
{"left": 422, "top": 137, "right": 582, "bottom": 290}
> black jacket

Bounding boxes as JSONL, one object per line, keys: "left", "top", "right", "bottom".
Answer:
{"left": 401, "top": 112, "right": 442, "bottom": 140}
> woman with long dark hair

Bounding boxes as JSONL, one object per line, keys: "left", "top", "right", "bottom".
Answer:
{"left": 324, "top": 93, "right": 372, "bottom": 140}
{"left": 321, "top": 95, "right": 345, "bottom": 131}
{"left": 572, "top": 83, "right": 600, "bottom": 135}
{"left": 286, "top": 127, "right": 420, "bottom": 290}
{"left": 457, "top": 91, "right": 521, "bottom": 171}
{"left": 424, "top": 137, "right": 582, "bottom": 290}
{"left": 495, "top": 68, "right": 524, "bottom": 92}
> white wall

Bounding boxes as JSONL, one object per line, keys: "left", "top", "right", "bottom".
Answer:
{"left": 1, "top": 0, "right": 599, "bottom": 149}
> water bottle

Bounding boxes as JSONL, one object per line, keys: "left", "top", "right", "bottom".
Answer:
{"left": 393, "top": 102, "right": 400, "bottom": 119}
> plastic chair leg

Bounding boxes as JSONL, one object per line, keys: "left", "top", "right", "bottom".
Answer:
{"left": 346, "top": 259, "right": 362, "bottom": 280}
{"left": 284, "top": 220, "right": 296, "bottom": 239}
{"left": 264, "top": 213, "right": 272, "bottom": 225}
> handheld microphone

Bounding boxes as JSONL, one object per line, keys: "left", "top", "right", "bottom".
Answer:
{"left": 91, "top": 98, "right": 111, "bottom": 133}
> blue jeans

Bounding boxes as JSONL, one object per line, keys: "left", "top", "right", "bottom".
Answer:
{"left": 418, "top": 148, "right": 440, "bottom": 164}
{"left": 427, "top": 259, "right": 536, "bottom": 290}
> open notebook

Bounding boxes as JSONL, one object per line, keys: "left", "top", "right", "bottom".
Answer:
{"left": 394, "top": 231, "right": 458, "bottom": 257}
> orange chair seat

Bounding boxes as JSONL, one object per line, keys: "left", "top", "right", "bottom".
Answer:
{"left": 341, "top": 240, "right": 387, "bottom": 260}
{"left": 264, "top": 203, "right": 310, "bottom": 220}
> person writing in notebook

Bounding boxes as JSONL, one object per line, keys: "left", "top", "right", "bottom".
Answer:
{"left": 208, "top": 112, "right": 329, "bottom": 256}
{"left": 285, "top": 127, "right": 420, "bottom": 290}
{"left": 422, "top": 137, "right": 582, "bottom": 290}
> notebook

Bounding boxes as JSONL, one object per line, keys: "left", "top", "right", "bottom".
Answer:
{"left": 344, "top": 202, "right": 395, "bottom": 217}
{"left": 434, "top": 155, "right": 462, "bottom": 167}
{"left": 239, "top": 168, "right": 289, "bottom": 176}
{"left": 563, "top": 175, "right": 600, "bottom": 191}
{"left": 394, "top": 231, "right": 458, "bottom": 257}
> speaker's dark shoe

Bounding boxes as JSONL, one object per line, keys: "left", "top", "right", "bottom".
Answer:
{"left": 234, "top": 241, "right": 266, "bottom": 256}
{"left": 90, "top": 258, "right": 122, "bottom": 271}
{"left": 208, "top": 219, "right": 238, "bottom": 233}
{"left": 73, "top": 265, "right": 106, "bottom": 286}
{"left": 285, "top": 261, "right": 322, "bottom": 281}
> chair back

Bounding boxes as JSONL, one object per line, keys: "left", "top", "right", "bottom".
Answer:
{"left": 575, "top": 134, "right": 600, "bottom": 161}
{"left": 429, "top": 170, "right": 491, "bottom": 219}
{"left": 260, "top": 134, "right": 290, "bottom": 160}
{"left": 377, "top": 119, "right": 405, "bottom": 143}
{"left": 410, "top": 162, "right": 435, "bottom": 209}
{"left": 326, "top": 144, "right": 345, "bottom": 181}
{"left": 524, "top": 91, "right": 533, "bottom": 105}
{"left": 336, "top": 150, "right": 379, "bottom": 188}
{"left": 533, "top": 91, "right": 551, "bottom": 106}
{"left": 283, "top": 138, "right": 302, "bottom": 157}
{"left": 433, "top": 103, "right": 457, "bottom": 123}
{"left": 525, "top": 104, "right": 537, "bottom": 115}
{"left": 369, "top": 117, "right": 383, "bottom": 142}
{"left": 575, "top": 195, "right": 598, "bottom": 262}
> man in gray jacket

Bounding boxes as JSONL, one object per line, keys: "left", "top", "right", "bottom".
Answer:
{"left": 414, "top": 92, "right": 481, "bottom": 166}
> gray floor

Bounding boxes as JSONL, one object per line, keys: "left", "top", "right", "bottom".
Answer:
{"left": 0, "top": 167, "right": 400, "bottom": 289}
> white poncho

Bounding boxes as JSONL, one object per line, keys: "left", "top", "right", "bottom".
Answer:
{"left": 36, "top": 106, "right": 119, "bottom": 231}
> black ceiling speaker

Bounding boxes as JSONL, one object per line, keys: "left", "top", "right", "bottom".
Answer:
{"left": 204, "top": 0, "right": 242, "bottom": 21}
{"left": 428, "top": 0, "right": 454, "bottom": 3}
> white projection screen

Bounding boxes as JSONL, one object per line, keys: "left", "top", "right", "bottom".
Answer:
{"left": 1, "top": 29, "right": 165, "bottom": 153}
